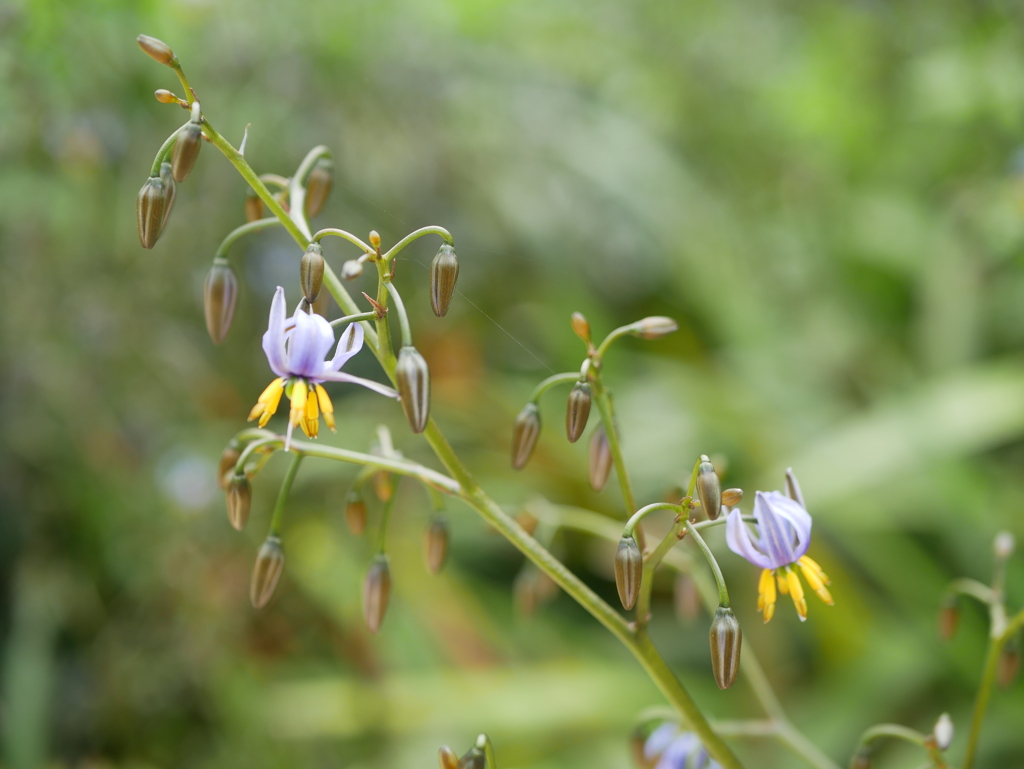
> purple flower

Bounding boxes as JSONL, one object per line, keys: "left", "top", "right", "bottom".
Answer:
{"left": 644, "top": 724, "right": 720, "bottom": 769}
{"left": 248, "top": 287, "right": 397, "bottom": 448}
{"left": 724, "top": 470, "right": 834, "bottom": 622}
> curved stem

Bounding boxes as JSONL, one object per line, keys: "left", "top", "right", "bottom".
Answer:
{"left": 150, "top": 122, "right": 188, "bottom": 176}
{"left": 376, "top": 476, "right": 400, "bottom": 554}
{"left": 170, "top": 62, "right": 193, "bottom": 106}
{"left": 214, "top": 217, "right": 282, "bottom": 259}
{"left": 684, "top": 520, "right": 730, "bottom": 607}
{"left": 259, "top": 173, "right": 290, "bottom": 189}
{"left": 289, "top": 145, "right": 331, "bottom": 230}
{"left": 385, "top": 282, "right": 413, "bottom": 347}
{"left": 330, "top": 311, "right": 378, "bottom": 328}
{"left": 693, "top": 515, "right": 755, "bottom": 532}
{"left": 528, "top": 372, "right": 580, "bottom": 403}
{"left": 946, "top": 578, "right": 996, "bottom": 607}
{"left": 380, "top": 225, "right": 453, "bottom": 263}
{"left": 269, "top": 452, "right": 303, "bottom": 536}
{"left": 590, "top": 375, "right": 637, "bottom": 516}
{"left": 635, "top": 517, "right": 686, "bottom": 631}
{"left": 313, "top": 227, "right": 374, "bottom": 254}
{"left": 594, "top": 323, "right": 638, "bottom": 359}
{"left": 625, "top": 502, "right": 683, "bottom": 537}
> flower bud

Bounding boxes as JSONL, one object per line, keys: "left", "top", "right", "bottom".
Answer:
{"left": 204, "top": 260, "right": 238, "bottom": 345}
{"left": 674, "top": 573, "right": 700, "bottom": 622}
{"left": 136, "top": 34, "right": 175, "bottom": 65}
{"left": 571, "top": 312, "right": 591, "bottom": 345}
{"left": 709, "top": 606, "right": 741, "bottom": 689}
{"left": 363, "top": 555, "right": 392, "bottom": 633}
{"left": 457, "top": 748, "right": 485, "bottom": 769}
{"left": 218, "top": 443, "right": 241, "bottom": 491}
{"left": 511, "top": 403, "right": 541, "bottom": 470}
{"left": 614, "top": 536, "right": 643, "bottom": 611}
{"left": 345, "top": 490, "right": 367, "bottom": 535}
{"left": 632, "top": 316, "right": 678, "bottom": 339}
{"left": 304, "top": 158, "right": 334, "bottom": 218}
{"left": 939, "top": 597, "right": 959, "bottom": 641}
{"left": 136, "top": 175, "right": 168, "bottom": 249}
{"left": 696, "top": 456, "right": 721, "bottom": 520}
{"left": 589, "top": 425, "right": 613, "bottom": 491}
{"left": 226, "top": 476, "right": 251, "bottom": 531}
{"left": 342, "top": 259, "right": 363, "bottom": 280}
{"left": 785, "top": 467, "right": 806, "bottom": 508}
{"left": 932, "top": 713, "right": 954, "bottom": 751}
{"left": 250, "top": 535, "right": 285, "bottom": 609}
{"left": 369, "top": 230, "right": 381, "bottom": 250}
{"left": 245, "top": 188, "right": 263, "bottom": 223}
{"left": 438, "top": 746, "right": 459, "bottom": 769}
{"left": 300, "top": 242, "right": 325, "bottom": 303}
{"left": 155, "top": 89, "right": 179, "bottom": 104}
{"left": 721, "top": 488, "right": 743, "bottom": 507}
{"left": 565, "top": 381, "right": 591, "bottom": 443}
{"left": 851, "top": 750, "right": 872, "bottom": 769}
{"left": 425, "top": 515, "right": 449, "bottom": 575}
{"left": 396, "top": 346, "right": 430, "bottom": 433}
{"left": 994, "top": 531, "right": 1016, "bottom": 561}
{"left": 429, "top": 243, "right": 460, "bottom": 317}
{"left": 159, "top": 161, "right": 176, "bottom": 234}
{"left": 998, "top": 645, "right": 1020, "bottom": 688}
{"left": 171, "top": 121, "right": 202, "bottom": 183}
{"left": 373, "top": 471, "right": 393, "bottom": 502}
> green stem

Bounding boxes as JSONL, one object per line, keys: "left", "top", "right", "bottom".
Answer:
{"left": 289, "top": 145, "right": 331, "bottom": 227}
{"left": 693, "top": 515, "right": 755, "bottom": 532}
{"left": 269, "top": 452, "right": 303, "bottom": 536}
{"left": 635, "top": 517, "right": 686, "bottom": 631}
{"left": 259, "top": 173, "right": 290, "bottom": 189}
{"left": 946, "top": 578, "right": 996, "bottom": 607}
{"left": 330, "top": 311, "right": 378, "bottom": 328}
{"left": 684, "top": 520, "right": 730, "bottom": 607}
{"left": 527, "top": 372, "right": 580, "bottom": 403}
{"left": 594, "top": 323, "right": 638, "bottom": 359}
{"left": 625, "top": 502, "right": 683, "bottom": 537}
{"left": 150, "top": 122, "right": 188, "bottom": 176}
{"left": 376, "top": 476, "right": 399, "bottom": 554}
{"left": 214, "top": 217, "right": 282, "bottom": 259}
{"left": 313, "top": 227, "right": 374, "bottom": 253}
{"left": 385, "top": 282, "right": 413, "bottom": 347}
{"left": 380, "top": 225, "right": 453, "bottom": 263}
{"left": 590, "top": 375, "right": 637, "bottom": 515}
{"left": 170, "top": 62, "right": 193, "bottom": 106}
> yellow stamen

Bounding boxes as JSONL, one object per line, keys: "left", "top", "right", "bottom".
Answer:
{"left": 302, "top": 388, "right": 320, "bottom": 438}
{"left": 777, "top": 572, "right": 789, "bottom": 595}
{"left": 786, "top": 568, "right": 807, "bottom": 621}
{"left": 248, "top": 378, "right": 285, "bottom": 427}
{"left": 799, "top": 556, "right": 834, "bottom": 605}
{"left": 799, "top": 555, "right": 831, "bottom": 585}
{"left": 758, "top": 568, "right": 777, "bottom": 623}
{"left": 315, "top": 384, "right": 335, "bottom": 432}
{"left": 289, "top": 379, "right": 308, "bottom": 430}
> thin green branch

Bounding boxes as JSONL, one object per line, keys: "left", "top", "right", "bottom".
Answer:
{"left": 683, "top": 520, "right": 730, "bottom": 607}
{"left": 313, "top": 227, "right": 374, "bottom": 254}
{"left": 330, "top": 311, "right": 378, "bottom": 328}
{"left": 385, "top": 281, "right": 413, "bottom": 347}
{"left": 594, "top": 323, "right": 638, "bottom": 359}
{"left": 269, "top": 452, "right": 303, "bottom": 536}
{"left": 527, "top": 372, "right": 580, "bottom": 403}
{"left": 214, "top": 217, "right": 282, "bottom": 259}
{"left": 376, "top": 476, "right": 400, "bottom": 554}
{"left": 150, "top": 122, "right": 188, "bottom": 176}
{"left": 380, "top": 225, "right": 453, "bottom": 263}
{"left": 625, "top": 502, "right": 683, "bottom": 537}
{"left": 591, "top": 376, "right": 637, "bottom": 516}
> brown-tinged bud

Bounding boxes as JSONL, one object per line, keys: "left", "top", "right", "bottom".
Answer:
{"left": 994, "top": 531, "right": 1016, "bottom": 561}
{"left": 709, "top": 606, "right": 741, "bottom": 689}
{"left": 998, "top": 645, "right": 1020, "bottom": 688}
{"left": 632, "top": 316, "right": 679, "bottom": 339}
{"left": 696, "top": 456, "right": 721, "bottom": 520}
{"left": 245, "top": 188, "right": 263, "bottom": 222}
{"left": 218, "top": 443, "right": 241, "bottom": 491}
{"left": 345, "top": 490, "right": 367, "bottom": 535}
{"left": 565, "top": 381, "right": 591, "bottom": 443}
{"left": 674, "top": 573, "right": 700, "bottom": 622}
{"left": 457, "top": 748, "right": 485, "bottom": 769}
{"left": 438, "top": 746, "right": 460, "bottom": 769}
{"left": 342, "top": 259, "right": 363, "bottom": 280}
{"left": 571, "top": 312, "right": 591, "bottom": 345}
{"left": 171, "top": 121, "right": 202, "bottom": 183}
{"left": 204, "top": 260, "right": 238, "bottom": 345}
{"left": 721, "top": 488, "right": 743, "bottom": 507}
{"left": 159, "top": 161, "right": 176, "bottom": 234}
{"left": 630, "top": 726, "right": 651, "bottom": 768}
{"left": 304, "top": 158, "right": 333, "bottom": 218}
{"left": 369, "top": 230, "right": 381, "bottom": 250}
{"left": 851, "top": 749, "right": 872, "bottom": 769}
{"left": 430, "top": 243, "right": 460, "bottom": 317}
{"left": 939, "top": 597, "right": 959, "bottom": 641}
{"left": 589, "top": 425, "right": 613, "bottom": 491}
{"left": 425, "top": 515, "right": 449, "bottom": 575}
{"left": 511, "top": 403, "right": 541, "bottom": 470}
{"left": 373, "top": 471, "right": 393, "bottom": 502}
{"left": 363, "top": 555, "right": 392, "bottom": 633}
{"left": 785, "top": 467, "right": 806, "bottom": 508}
{"left": 932, "top": 713, "right": 954, "bottom": 751}
{"left": 615, "top": 536, "right": 643, "bottom": 611}
{"left": 250, "top": 535, "right": 285, "bottom": 609}
{"left": 300, "top": 242, "right": 325, "bottom": 303}
{"left": 155, "top": 89, "right": 179, "bottom": 104}
{"left": 136, "top": 34, "right": 175, "bottom": 65}
{"left": 136, "top": 175, "right": 168, "bottom": 249}
{"left": 515, "top": 511, "right": 539, "bottom": 536}
{"left": 226, "top": 476, "right": 251, "bottom": 531}
{"left": 396, "top": 346, "right": 430, "bottom": 433}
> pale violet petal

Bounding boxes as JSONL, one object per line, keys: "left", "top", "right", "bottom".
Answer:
{"left": 725, "top": 508, "right": 772, "bottom": 570}
{"left": 262, "top": 287, "right": 288, "bottom": 377}
{"left": 754, "top": 491, "right": 800, "bottom": 569}
{"left": 286, "top": 311, "right": 334, "bottom": 378}
{"left": 645, "top": 724, "right": 680, "bottom": 760}
{"left": 317, "top": 370, "right": 400, "bottom": 399}
{"left": 765, "top": 489, "right": 813, "bottom": 560}
{"left": 657, "top": 734, "right": 697, "bottom": 769}
{"left": 328, "top": 322, "right": 364, "bottom": 372}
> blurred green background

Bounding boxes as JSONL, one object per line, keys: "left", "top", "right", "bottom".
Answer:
{"left": 2, "top": 0, "right": 1024, "bottom": 767}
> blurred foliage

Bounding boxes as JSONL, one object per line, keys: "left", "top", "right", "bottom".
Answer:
{"left": 2, "top": 0, "right": 1024, "bottom": 767}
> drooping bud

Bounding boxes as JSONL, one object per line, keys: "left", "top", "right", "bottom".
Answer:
{"left": 457, "top": 748, "right": 485, "bottom": 769}
{"left": 226, "top": 476, "right": 251, "bottom": 531}
{"left": 565, "top": 381, "right": 591, "bottom": 443}
{"left": 396, "top": 346, "right": 430, "bottom": 433}
{"left": 785, "top": 467, "right": 806, "bottom": 508}
{"left": 363, "top": 555, "right": 392, "bottom": 633}
{"left": 720, "top": 488, "right": 742, "bottom": 507}
{"left": 136, "top": 34, "right": 175, "bottom": 65}
{"left": 245, "top": 188, "right": 263, "bottom": 222}
{"left": 998, "top": 645, "right": 1020, "bottom": 688}
{"left": 136, "top": 175, "right": 168, "bottom": 249}
{"left": 614, "top": 536, "right": 643, "bottom": 611}
{"left": 204, "top": 260, "right": 238, "bottom": 344}
{"left": 218, "top": 443, "right": 241, "bottom": 491}
{"left": 425, "top": 515, "right": 450, "bottom": 575}
{"left": 430, "top": 243, "right": 460, "bottom": 317}
{"left": 589, "top": 425, "right": 613, "bottom": 491}
{"left": 851, "top": 749, "right": 872, "bottom": 769}
{"left": 632, "top": 316, "right": 679, "bottom": 339}
{"left": 155, "top": 89, "right": 179, "bottom": 104}
{"left": 438, "top": 746, "right": 460, "bottom": 769}
{"left": 511, "top": 403, "right": 541, "bottom": 470}
{"left": 345, "top": 490, "right": 367, "bottom": 535}
{"left": 571, "top": 312, "right": 591, "bottom": 345}
{"left": 674, "top": 573, "right": 701, "bottom": 622}
{"left": 629, "top": 726, "right": 650, "bottom": 769}
{"left": 696, "top": 456, "right": 721, "bottom": 520}
{"left": 369, "top": 230, "right": 381, "bottom": 250}
{"left": 250, "top": 535, "right": 285, "bottom": 609}
{"left": 932, "top": 713, "right": 954, "bottom": 751}
{"left": 709, "top": 606, "right": 741, "bottom": 689}
{"left": 994, "top": 531, "right": 1016, "bottom": 561}
{"left": 373, "top": 471, "right": 393, "bottom": 502}
{"left": 171, "top": 120, "right": 202, "bottom": 183}
{"left": 159, "top": 161, "right": 176, "bottom": 234}
{"left": 342, "top": 259, "right": 363, "bottom": 280}
{"left": 300, "top": 242, "right": 325, "bottom": 303}
{"left": 304, "top": 157, "right": 334, "bottom": 218}
{"left": 939, "top": 596, "right": 959, "bottom": 640}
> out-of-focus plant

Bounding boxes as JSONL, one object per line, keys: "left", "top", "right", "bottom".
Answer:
{"left": 132, "top": 33, "right": 1022, "bottom": 769}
